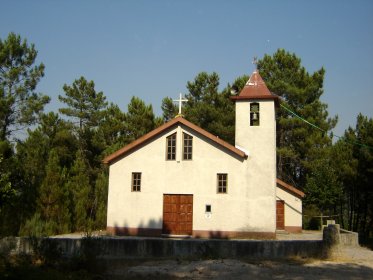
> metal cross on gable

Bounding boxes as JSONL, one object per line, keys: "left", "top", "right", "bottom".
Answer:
{"left": 173, "top": 93, "right": 188, "bottom": 116}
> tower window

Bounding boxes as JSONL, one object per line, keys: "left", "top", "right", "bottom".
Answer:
{"left": 250, "top": 103, "right": 260, "bottom": 126}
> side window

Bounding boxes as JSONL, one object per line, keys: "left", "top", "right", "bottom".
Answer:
{"left": 217, "top": 173, "right": 228, "bottom": 194}
{"left": 132, "top": 172, "right": 141, "bottom": 192}
{"left": 250, "top": 103, "right": 260, "bottom": 126}
{"left": 166, "top": 133, "right": 176, "bottom": 160}
{"left": 183, "top": 132, "right": 193, "bottom": 160}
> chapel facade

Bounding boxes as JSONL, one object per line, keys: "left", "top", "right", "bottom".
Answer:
{"left": 104, "top": 68, "right": 304, "bottom": 238}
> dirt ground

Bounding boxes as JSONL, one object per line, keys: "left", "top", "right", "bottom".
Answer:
{"left": 106, "top": 246, "right": 373, "bottom": 280}
{"left": 53, "top": 231, "right": 372, "bottom": 279}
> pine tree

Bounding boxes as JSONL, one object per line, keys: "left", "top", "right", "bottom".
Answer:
{"left": 0, "top": 33, "right": 50, "bottom": 235}
{"left": 258, "top": 49, "right": 337, "bottom": 189}
{"left": 161, "top": 97, "right": 178, "bottom": 122}
{"left": 37, "top": 149, "right": 70, "bottom": 234}
{"left": 67, "top": 150, "right": 92, "bottom": 232}
{"left": 125, "top": 96, "right": 157, "bottom": 142}
{"left": 0, "top": 33, "right": 50, "bottom": 141}
{"left": 303, "top": 148, "right": 342, "bottom": 217}
{"left": 346, "top": 114, "right": 373, "bottom": 235}
{"left": 93, "top": 170, "right": 108, "bottom": 229}
{"left": 95, "top": 103, "right": 127, "bottom": 156}
{"left": 59, "top": 77, "right": 107, "bottom": 132}
{"left": 0, "top": 156, "right": 14, "bottom": 206}
{"left": 183, "top": 72, "right": 235, "bottom": 144}
{"left": 15, "top": 112, "right": 77, "bottom": 221}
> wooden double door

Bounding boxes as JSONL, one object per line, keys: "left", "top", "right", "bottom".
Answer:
{"left": 163, "top": 194, "right": 193, "bottom": 235}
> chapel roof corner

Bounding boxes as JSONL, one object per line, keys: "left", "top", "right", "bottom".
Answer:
{"left": 276, "top": 178, "right": 305, "bottom": 198}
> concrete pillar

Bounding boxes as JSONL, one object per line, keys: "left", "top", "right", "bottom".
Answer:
{"left": 323, "top": 224, "right": 340, "bottom": 258}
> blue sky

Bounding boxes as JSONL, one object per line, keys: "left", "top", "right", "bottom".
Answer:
{"left": 1, "top": 0, "right": 372, "bottom": 137}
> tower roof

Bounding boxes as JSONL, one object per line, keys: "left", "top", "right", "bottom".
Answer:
{"left": 231, "top": 70, "right": 279, "bottom": 104}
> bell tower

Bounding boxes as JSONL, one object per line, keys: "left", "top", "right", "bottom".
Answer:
{"left": 231, "top": 68, "right": 278, "bottom": 155}
{"left": 231, "top": 66, "right": 279, "bottom": 231}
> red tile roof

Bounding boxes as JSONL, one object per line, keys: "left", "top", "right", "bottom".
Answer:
{"left": 276, "top": 178, "right": 305, "bottom": 198}
{"left": 103, "top": 116, "right": 247, "bottom": 164}
{"left": 231, "top": 70, "right": 279, "bottom": 104}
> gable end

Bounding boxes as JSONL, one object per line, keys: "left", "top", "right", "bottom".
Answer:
{"left": 103, "top": 117, "right": 247, "bottom": 165}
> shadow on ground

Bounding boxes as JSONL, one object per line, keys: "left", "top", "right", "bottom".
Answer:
{"left": 106, "top": 258, "right": 373, "bottom": 280}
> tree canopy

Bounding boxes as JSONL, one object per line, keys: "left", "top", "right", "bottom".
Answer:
{"left": 0, "top": 32, "right": 372, "bottom": 240}
{"left": 0, "top": 32, "right": 50, "bottom": 142}
{"left": 258, "top": 49, "right": 338, "bottom": 189}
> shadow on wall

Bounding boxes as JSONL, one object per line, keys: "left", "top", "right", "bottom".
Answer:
{"left": 110, "top": 219, "right": 231, "bottom": 239}
{"left": 194, "top": 231, "right": 228, "bottom": 239}
{"left": 111, "top": 218, "right": 163, "bottom": 237}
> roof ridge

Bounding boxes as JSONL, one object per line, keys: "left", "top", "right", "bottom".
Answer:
{"left": 103, "top": 116, "right": 247, "bottom": 164}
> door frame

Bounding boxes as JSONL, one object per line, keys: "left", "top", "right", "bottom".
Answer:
{"left": 162, "top": 194, "right": 193, "bottom": 236}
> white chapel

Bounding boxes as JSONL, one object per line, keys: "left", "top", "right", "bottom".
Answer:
{"left": 104, "top": 68, "right": 304, "bottom": 239}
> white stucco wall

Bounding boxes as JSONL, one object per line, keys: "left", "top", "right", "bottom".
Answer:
{"left": 276, "top": 186, "right": 303, "bottom": 228}
{"left": 107, "top": 121, "right": 276, "bottom": 234}
{"left": 235, "top": 100, "right": 277, "bottom": 231}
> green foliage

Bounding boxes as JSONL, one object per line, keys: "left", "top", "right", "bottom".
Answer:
{"left": 125, "top": 96, "right": 157, "bottom": 142}
{"left": 258, "top": 49, "right": 337, "bottom": 188}
{"left": 95, "top": 103, "right": 127, "bottom": 156}
{"left": 59, "top": 77, "right": 107, "bottom": 131}
{"left": 303, "top": 204, "right": 323, "bottom": 230}
{"left": 336, "top": 114, "right": 373, "bottom": 235}
{"left": 67, "top": 150, "right": 92, "bottom": 232}
{"left": 59, "top": 76, "right": 108, "bottom": 168}
{"left": 37, "top": 150, "right": 70, "bottom": 234}
{"left": 161, "top": 97, "right": 178, "bottom": 121}
{"left": 93, "top": 171, "right": 108, "bottom": 229}
{"left": 14, "top": 113, "right": 76, "bottom": 235}
{"left": 0, "top": 157, "right": 15, "bottom": 206}
{"left": 0, "top": 33, "right": 372, "bottom": 241}
{"left": 0, "top": 242, "right": 94, "bottom": 280}
{"left": 304, "top": 156, "right": 342, "bottom": 213}
{"left": 0, "top": 32, "right": 50, "bottom": 141}
{"left": 0, "top": 32, "right": 49, "bottom": 235}
{"left": 183, "top": 72, "right": 235, "bottom": 144}
{"left": 19, "top": 213, "right": 55, "bottom": 237}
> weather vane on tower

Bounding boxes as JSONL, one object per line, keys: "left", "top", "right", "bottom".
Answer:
{"left": 252, "top": 56, "right": 258, "bottom": 71}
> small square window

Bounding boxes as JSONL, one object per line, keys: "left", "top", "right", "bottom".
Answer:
{"left": 217, "top": 173, "right": 227, "bottom": 194}
{"left": 205, "top": 205, "right": 211, "bottom": 213}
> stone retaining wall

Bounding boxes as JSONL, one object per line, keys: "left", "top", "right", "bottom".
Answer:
{"left": 340, "top": 229, "right": 359, "bottom": 246}
{"left": 0, "top": 225, "right": 358, "bottom": 260}
{"left": 1, "top": 237, "right": 326, "bottom": 260}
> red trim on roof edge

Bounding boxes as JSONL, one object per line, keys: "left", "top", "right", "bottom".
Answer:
{"left": 276, "top": 178, "right": 305, "bottom": 198}
{"left": 103, "top": 116, "right": 247, "bottom": 164}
